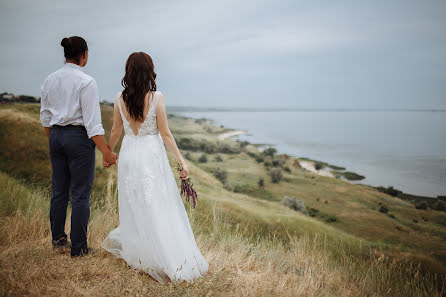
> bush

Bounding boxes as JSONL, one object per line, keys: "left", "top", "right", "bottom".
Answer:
{"left": 238, "top": 140, "right": 250, "bottom": 148}
{"left": 326, "top": 216, "right": 339, "bottom": 223}
{"left": 264, "top": 161, "right": 271, "bottom": 167}
{"left": 217, "top": 142, "right": 241, "bottom": 154}
{"left": 255, "top": 155, "right": 264, "bottom": 163}
{"left": 262, "top": 147, "right": 277, "bottom": 157}
{"left": 308, "top": 207, "right": 319, "bottom": 217}
{"left": 281, "top": 196, "right": 308, "bottom": 215}
{"left": 258, "top": 177, "right": 264, "bottom": 188}
{"left": 177, "top": 137, "right": 201, "bottom": 151}
{"left": 202, "top": 142, "right": 216, "bottom": 154}
{"left": 415, "top": 201, "right": 428, "bottom": 210}
{"left": 269, "top": 168, "right": 283, "bottom": 183}
{"left": 198, "top": 154, "right": 207, "bottom": 163}
{"left": 272, "top": 159, "right": 283, "bottom": 167}
{"left": 214, "top": 155, "right": 223, "bottom": 162}
{"left": 185, "top": 152, "right": 193, "bottom": 160}
{"left": 379, "top": 205, "right": 389, "bottom": 214}
{"left": 223, "top": 181, "right": 233, "bottom": 191}
{"left": 376, "top": 186, "right": 402, "bottom": 197}
{"left": 432, "top": 200, "right": 446, "bottom": 211}
{"left": 213, "top": 167, "right": 227, "bottom": 183}
{"left": 283, "top": 166, "right": 291, "bottom": 173}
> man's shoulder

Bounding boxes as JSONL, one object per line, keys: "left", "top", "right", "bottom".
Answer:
{"left": 73, "top": 69, "right": 95, "bottom": 85}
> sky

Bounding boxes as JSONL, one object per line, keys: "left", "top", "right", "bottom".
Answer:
{"left": 0, "top": 0, "right": 445, "bottom": 109}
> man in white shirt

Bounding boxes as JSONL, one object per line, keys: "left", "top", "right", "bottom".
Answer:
{"left": 40, "top": 36, "right": 117, "bottom": 257}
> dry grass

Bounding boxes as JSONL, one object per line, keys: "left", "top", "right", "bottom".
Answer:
{"left": 1, "top": 172, "right": 444, "bottom": 297}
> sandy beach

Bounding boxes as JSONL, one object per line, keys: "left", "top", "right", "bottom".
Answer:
{"left": 217, "top": 129, "right": 245, "bottom": 140}
{"left": 299, "top": 160, "right": 335, "bottom": 178}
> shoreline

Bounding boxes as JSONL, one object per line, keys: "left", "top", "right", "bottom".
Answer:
{"left": 172, "top": 111, "right": 444, "bottom": 200}
{"left": 217, "top": 129, "right": 246, "bottom": 140}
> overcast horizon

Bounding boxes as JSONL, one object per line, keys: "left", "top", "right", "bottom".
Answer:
{"left": 1, "top": 0, "right": 445, "bottom": 109}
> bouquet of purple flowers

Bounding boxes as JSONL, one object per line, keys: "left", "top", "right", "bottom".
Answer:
{"left": 171, "top": 160, "right": 198, "bottom": 209}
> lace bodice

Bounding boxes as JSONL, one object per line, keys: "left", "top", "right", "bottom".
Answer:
{"left": 117, "top": 91, "right": 161, "bottom": 137}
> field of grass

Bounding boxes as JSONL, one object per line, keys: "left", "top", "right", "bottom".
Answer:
{"left": 0, "top": 102, "right": 445, "bottom": 296}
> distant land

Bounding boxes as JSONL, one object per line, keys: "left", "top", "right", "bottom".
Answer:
{"left": 2, "top": 92, "right": 445, "bottom": 112}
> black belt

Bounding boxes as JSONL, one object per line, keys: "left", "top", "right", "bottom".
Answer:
{"left": 51, "top": 125, "right": 86, "bottom": 130}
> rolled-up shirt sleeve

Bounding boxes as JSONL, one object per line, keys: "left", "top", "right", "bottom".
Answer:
{"left": 80, "top": 78, "right": 105, "bottom": 138}
{"left": 40, "top": 81, "right": 52, "bottom": 127}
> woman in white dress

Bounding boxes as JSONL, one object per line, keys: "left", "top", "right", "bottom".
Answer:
{"left": 102, "top": 52, "right": 209, "bottom": 284}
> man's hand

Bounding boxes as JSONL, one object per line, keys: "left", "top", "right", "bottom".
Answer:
{"left": 44, "top": 127, "right": 51, "bottom": 139}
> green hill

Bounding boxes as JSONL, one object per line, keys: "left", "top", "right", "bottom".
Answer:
{"left": 0, "top": 102, "right": 445, "bottom": 296}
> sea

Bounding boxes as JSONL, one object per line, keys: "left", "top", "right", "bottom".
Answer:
{"left": 171, "top": 108, "right": 446, "bottom": 198}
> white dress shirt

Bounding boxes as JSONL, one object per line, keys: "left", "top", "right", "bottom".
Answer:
{"left": 40, "top": 63, "right": 105, "bottom": 139}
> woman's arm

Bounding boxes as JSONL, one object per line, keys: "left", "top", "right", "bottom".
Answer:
{"left": 109, "top": 95, "right": 123, "bottom": 152}
{"left": 156, "top": 94, "right": 189, "bottom": 180}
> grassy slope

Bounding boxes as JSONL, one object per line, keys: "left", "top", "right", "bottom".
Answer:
{"left": 0, "top": 102, "right": 445, "bottom": 296}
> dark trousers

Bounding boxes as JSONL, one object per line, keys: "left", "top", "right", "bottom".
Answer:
{"left": 49, "top": 126, "right": 95, "bottom": 254}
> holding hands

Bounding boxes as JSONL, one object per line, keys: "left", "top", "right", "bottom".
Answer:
{"left": 103, "top": 149, "right": 118, "bottom": 168}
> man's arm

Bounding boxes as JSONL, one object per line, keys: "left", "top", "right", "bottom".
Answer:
{"left": 40, "top": 80, "right": 52, "bottom": 138}
{"left": 80, "top": 79, "right": 117, "bottom": 166}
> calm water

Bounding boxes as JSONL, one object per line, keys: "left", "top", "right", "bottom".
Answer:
{"left": 176, "top": 110, "right": 446, "bottom": 197}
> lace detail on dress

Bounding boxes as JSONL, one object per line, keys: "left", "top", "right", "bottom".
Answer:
{"left": 122, "top": 172, "right": 155, "bottom": 208}
{"left": 117, "top": 91, "right": 161, "bottom": 137}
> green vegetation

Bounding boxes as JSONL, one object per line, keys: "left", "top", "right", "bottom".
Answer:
{"left": 332, "top": 170, "right": 366, "bottom": 181}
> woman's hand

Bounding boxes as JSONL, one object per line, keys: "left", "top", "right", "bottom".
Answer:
{"left": 180, "top": 162, "right": 189, "bottom": 180}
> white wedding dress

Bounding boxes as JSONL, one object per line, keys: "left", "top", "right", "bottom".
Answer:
{"left": 102, "top": 91, "right": 209, "bottom": 284}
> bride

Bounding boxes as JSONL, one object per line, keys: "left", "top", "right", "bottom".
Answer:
{"left": 102, "top": 52, "right": 209, "bottom": 284}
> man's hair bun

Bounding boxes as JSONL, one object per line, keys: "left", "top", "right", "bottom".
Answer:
{"left": 61, "top": 37, "right": 71, "bottom": 48}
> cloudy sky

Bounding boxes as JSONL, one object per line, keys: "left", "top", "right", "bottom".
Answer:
{"left": 0, "top": 0, "right": 445, "bottom": 108}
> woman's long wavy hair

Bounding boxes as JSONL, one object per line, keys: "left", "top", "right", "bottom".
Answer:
{"left": 121, "top": 52, "right": 157, "bottom": 121}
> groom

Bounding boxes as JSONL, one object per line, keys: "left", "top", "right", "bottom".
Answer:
{"left": 40, "top": 36, "right": 117, "bottom": 257}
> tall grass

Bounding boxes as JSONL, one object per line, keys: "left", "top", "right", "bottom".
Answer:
{"left": 1, "top": 171, "right": 444, "bottom": 296}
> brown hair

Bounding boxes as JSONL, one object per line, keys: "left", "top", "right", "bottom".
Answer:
{"left": 121, "top": 52, "right": 157, "bottom": 121}
{"left": 60, "top": 36, "right": 88, "bottom": 64}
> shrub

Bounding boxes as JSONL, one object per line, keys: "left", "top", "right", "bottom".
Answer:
{"left": 223, "top": 181, "right": 233, "bottom": 191}
{"left": 198, "top": 154, "right": 207, "bottom": 163}
{"left": 213, "top": 167, "right": 227, "bottom": 183}
{"left": 283, "top": 166, "right": 291, "bottom": 173}
{"left": 185, "top": 152, "right": 193, "bottom": 160}
{"left": 238, "top": 140, "right": 250, "bottom": 148}
{"left": 376, "top": 186, "right": 401, "bottom": 197}
{"left": 258, "top": 177, "right": 264, "bottom": 188}
{"left": 262, "top": 147, "right": 277, "bottom": 157}
{"left": 281, "top": 196, "right": 308, "bottom": 215}
{"left": 269, "top": 168, "right": 283, "bottom": 183}
{"left": 255, "top": 155, "right": 264, "bottom": 163}
{"left": 203, "top": 142, "right": 216, "bottom": 154}
{"left": 379, "top": 205, "right": 389, "bottom": 214}
{"left": 415, "top": 201, "right": 428, "bottom": 210}
{"left": 272, "top": 159, "right": 283, "bottom": 167}
{"left": 315, "top": 163, "right": 323, "bottom": 170}
{"left": 177, "top": 137, "right": 201, "bottom": 151}
{"left": 308, "top": 207, "right": 319, "bottom": 217}
{"left": 326, "top": 216, "right": 339, "bottom": 223}
{"left": 214, "top": 155, "right": 223, "bottom": 162}
{"left": 217, "top": 142, "right": 240, "bottom": 154}
{"left": 264, "top": 161, "right": 271, "bottom": 167}
{"left": 432, "top": 200, "right": 446, "bottom": 211}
